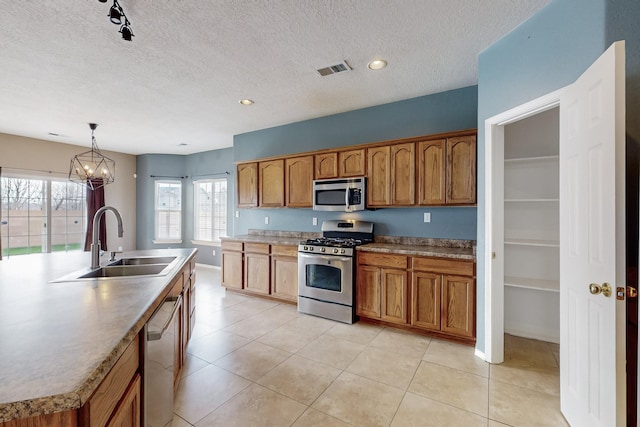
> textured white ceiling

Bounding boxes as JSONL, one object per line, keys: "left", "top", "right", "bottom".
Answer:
{"left": 0, "top": 0, "right": 550, "bottom": 155}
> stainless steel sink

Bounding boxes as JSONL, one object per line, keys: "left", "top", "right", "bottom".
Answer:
{"left": 52, "top": 255, "right": 183, "bottom": 282}
{"left": 77, "top": 264, "right": 169, "bottom": 278}
{"left": 107, "top": 256, "right": 177, "bottom": 266}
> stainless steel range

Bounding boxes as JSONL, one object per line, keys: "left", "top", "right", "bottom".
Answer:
{"left": 298, "top": 220, "right": 373, "bottom": 323}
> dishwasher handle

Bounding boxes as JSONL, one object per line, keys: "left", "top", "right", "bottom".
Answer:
{"left": 147, "top": 295, "right": 181, "bottom": 341}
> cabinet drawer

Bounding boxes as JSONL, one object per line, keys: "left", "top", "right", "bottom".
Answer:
{"left": 87, "top": 335, "right": 140, "bottom": 427}
{"left": 358, "top": 252, "right": 407, "bottom": 269}
{"left": 411, "top": 257, "right": 474, "bottom": 277}
{"left": 244, "top": 242, "right": 270, "bottom": 254}
{"left": 271, "top": 244, "right": 298, "bottom": 257}
{"left": 221, "top": 241, "right": 243, "bottom": 252}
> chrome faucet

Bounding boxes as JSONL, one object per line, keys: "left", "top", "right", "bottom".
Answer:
{"left": 91, "top": 206, "right": 124, "bottom": 269}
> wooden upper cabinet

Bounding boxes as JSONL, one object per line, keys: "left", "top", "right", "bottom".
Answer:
{"left": 367, "top": 143, "right": 415, "bottom": 207}
{"left": 286, "top": 156, "right": 313, "bottom": 207}
{"left": 237, "top": 162, "right": 258, "bottom": 208}
{"left": 315, "top": 153, "right": 338, "bottom": 179}
{"left": 367, "top": 146, "right": 391, "bottom": 206}
{"left": 259, "top": 159, "right": 284, "bottom": 207}
{"left": 390, "top": 143, "right": 415, "bottom": 205}
{"left": 417, "top": 139, "right": 446, "bottom": 205}
{"left": 447, "top": 135, "right": 476, "bottom": 204}
{"left": 338, "top": 149, "right": 366, "bottom": 177}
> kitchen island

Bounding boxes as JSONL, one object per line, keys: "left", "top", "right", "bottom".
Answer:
{"left": 0, "top": 248, "right": 196, "bottom": 424}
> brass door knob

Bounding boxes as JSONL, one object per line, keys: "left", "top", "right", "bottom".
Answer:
{"left": 589, "top": 282, "right": 612, "bottom": 297}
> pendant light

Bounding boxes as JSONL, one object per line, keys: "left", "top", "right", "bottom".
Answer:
{"left": 69, "top": 123, "right": 116, "bottom": 190}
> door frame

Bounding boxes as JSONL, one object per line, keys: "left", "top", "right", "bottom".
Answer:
{"left": 483, "top": 88, "right": 565, "bottom": 363}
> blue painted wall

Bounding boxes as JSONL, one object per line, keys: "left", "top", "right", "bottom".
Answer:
{"left": 234, "top": 86, "right": 478, "bottom": 239}
{"left": 136, "top": 148, "right": 234, "bottom": 265}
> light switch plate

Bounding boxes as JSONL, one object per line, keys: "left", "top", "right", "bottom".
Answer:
{"left": 423, "top": 212, "right": 431, "bottom": 223}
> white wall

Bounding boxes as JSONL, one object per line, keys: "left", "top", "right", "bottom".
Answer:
{"left": 0, "top": 133, "right": 136, "bottom": 250}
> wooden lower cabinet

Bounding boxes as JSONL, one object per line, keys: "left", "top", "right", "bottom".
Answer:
{"left": 410, "top": 257, "right": 475, "bottom": 339}
{"left": 270, "top": 245, "right": 298, "bottom": 301}
{"left": 107, "top": 374, "right": 141, "bottom": 427}
{"left": 356, "top": 253, "right": 408, "bottom": 325}
{"left": 222, "top": 241, "right": 299, "bottom": 304}
{"left": 3, "top": 411, "right": 79, "bottom": 427}
{"left": 221, "top": 241, "right": 243, "bottom": 289}
{"left": 244, "top": 243, "right": 271, "bottom": 295}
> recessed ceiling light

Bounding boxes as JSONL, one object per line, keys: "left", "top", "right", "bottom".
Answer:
{"left": 239, "top": 99, "right": 254, "bottom": 106}
{"left": 368, "top": 59, "right": 388, "bottom": 70}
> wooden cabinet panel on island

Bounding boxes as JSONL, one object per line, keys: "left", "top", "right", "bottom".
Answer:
{"left": 243, "top": 243, "right": 271, "bottom": 295}
{"left": 356, "top": 252, "right": 408, "bottom": 325}
{"left": 446, "top": 135, "right": 476, "bottom": 205}
{"left": 107, "top": 374, "right": 141, "bottom": 427}
{"left": 221, "top": 241, "right": 243, "bottom": 289}
{"left": 315, "top": 152, "right": 338, "bottom": 179}
{"left": 237, "top": 162, "right": 258, "bottom": 208}
{"left": 259, "top": 160, "right": 284, "bottom": 207}
{"left": 285, "top": 156, "right": 313, "bottom": 207}
{"left": 338, "top": 149, "right": 366, "bottom": 177}
{"left": 270, "top": 245, "right": 299, "bottom": 301}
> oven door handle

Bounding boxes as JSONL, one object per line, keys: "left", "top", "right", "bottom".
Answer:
{"left": 298, "top": 252, "right": 352, "bottom": 263}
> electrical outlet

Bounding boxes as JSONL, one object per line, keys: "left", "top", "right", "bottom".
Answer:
{"left": 212, "top": 249, "right": 216, "bottom": 256}
{"left": 312, "top": 217, "right": 318, "bottom": 226}
{"left": 235, "top": 211, "right": 239, "bottom": 218}
{"left": 423, "top": 212, "right": 431, "bottom": 223}
{"left": 264, "top": 216, "right": 269, "bottom": 225}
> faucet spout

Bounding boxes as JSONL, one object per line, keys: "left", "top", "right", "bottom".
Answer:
{"left": 91, "top": 206, "right": 124, "bottom": 269}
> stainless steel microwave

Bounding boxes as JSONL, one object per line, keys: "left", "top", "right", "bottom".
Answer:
{"left": 313, "top": 177, "right": 366, "bottom": 212}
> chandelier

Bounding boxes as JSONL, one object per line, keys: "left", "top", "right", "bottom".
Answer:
{"left": 69, "top": 123, "right": 116, "bottom": 190}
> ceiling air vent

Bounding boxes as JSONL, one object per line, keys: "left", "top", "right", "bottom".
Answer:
{"left": 316, "top": 61, "right": 352, "bottom": 77}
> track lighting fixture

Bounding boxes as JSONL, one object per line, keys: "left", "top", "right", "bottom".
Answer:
{"left": 99, "top": 0, "right": 134, "bottom": 41}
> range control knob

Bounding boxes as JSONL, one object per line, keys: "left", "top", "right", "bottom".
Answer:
{"left": 321, "top": 247, "right": 326, "bottom": 252}
{"left": 333, "top": 248, "right": 339, "bottom": 254}
{"left": 309, "top": 247, "right": 314, "bottom": 251}
{"left": 303, "top": 246, "right": 308, "bottom": 251}
{"left": 341, "top": 249, "right": 346, "bottom": 254}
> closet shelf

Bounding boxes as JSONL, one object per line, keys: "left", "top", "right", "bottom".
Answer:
{"left": 504, "top": 276, "right": 559, "bottom": 292}
{"left": 504, "top": 155, "right": 559, "bottom": 164}
{"left": 504, "top": 198, "right": 559, "bottom": 203}
{"left": 504, "top": 238, "right": 559, "bottom": 247}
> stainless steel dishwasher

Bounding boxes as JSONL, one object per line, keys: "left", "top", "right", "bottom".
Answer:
{"left": 145, "top": 295, "right": 181, "bottom": 427}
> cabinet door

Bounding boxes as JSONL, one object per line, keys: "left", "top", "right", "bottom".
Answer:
{"left": 286, "top": 156, "right": 313, "bottom": 207}
{"left": 390, "top": 143, "right": 415, "bottom": 205}
{"left": 367, "top": 146, "right": 391, "bottom": 206}
{"left": 259, "top": 159, "right": 285, "bottom": 207}
{"left": 244, "top": 253, "right": 270, "bottom": 294}
{"left": 315, "top": 152, "right": 338, "bottom": 179}
{"left": 221, "top": 251, "right": 243, "bottom": 289}
{"left": 441, "top": 275, "right": 475, "bottom": 337}
{"left": 446, "top": 136, "right": 476, "bottom": 204}
{"left": 356, "top": 265, "right": 381, "bottom": 318}
{"left": 107, "top": 374, "right": 141, "bottom": 427}
{"left": 271, "top": 255, "right": 298, "bottom": 301}
{"left": 417, "top": 139, "right": 446, "bottom": 205}
{"left": 339, "top": 149, "right": 365, "bottom": 177}
{"left": 411, "top": 272, "right": 441, "bottom": 331}
{"left": 174, "top": 296, "right": 183, "bottom": 390}
{"left": 237, "top": 162, "right": 258, "bottom": 208}
{"left": 381, "top": 268, "right": 408, "bottom": 324}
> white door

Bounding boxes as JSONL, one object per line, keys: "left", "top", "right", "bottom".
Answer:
{"left": 560, "top": 41, "right": 626, "bottom": 426}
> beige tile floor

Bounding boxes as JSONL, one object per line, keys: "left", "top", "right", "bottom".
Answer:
{"left": 173, "top": 266, "right": 569, "bottom": 427}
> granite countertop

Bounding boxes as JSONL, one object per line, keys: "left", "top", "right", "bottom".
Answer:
{"left": 0, "top": 248, "right": 196, "bottom": 422}
{"left": 224, "top": 231, "right": 476, "bottom": 261}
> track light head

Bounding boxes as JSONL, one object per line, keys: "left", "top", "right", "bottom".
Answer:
{"left": 120, "top": 22, "right": 134, "bottom": 41}
{"left": 109, "top": 5, "right": 122, "bottom": 24}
